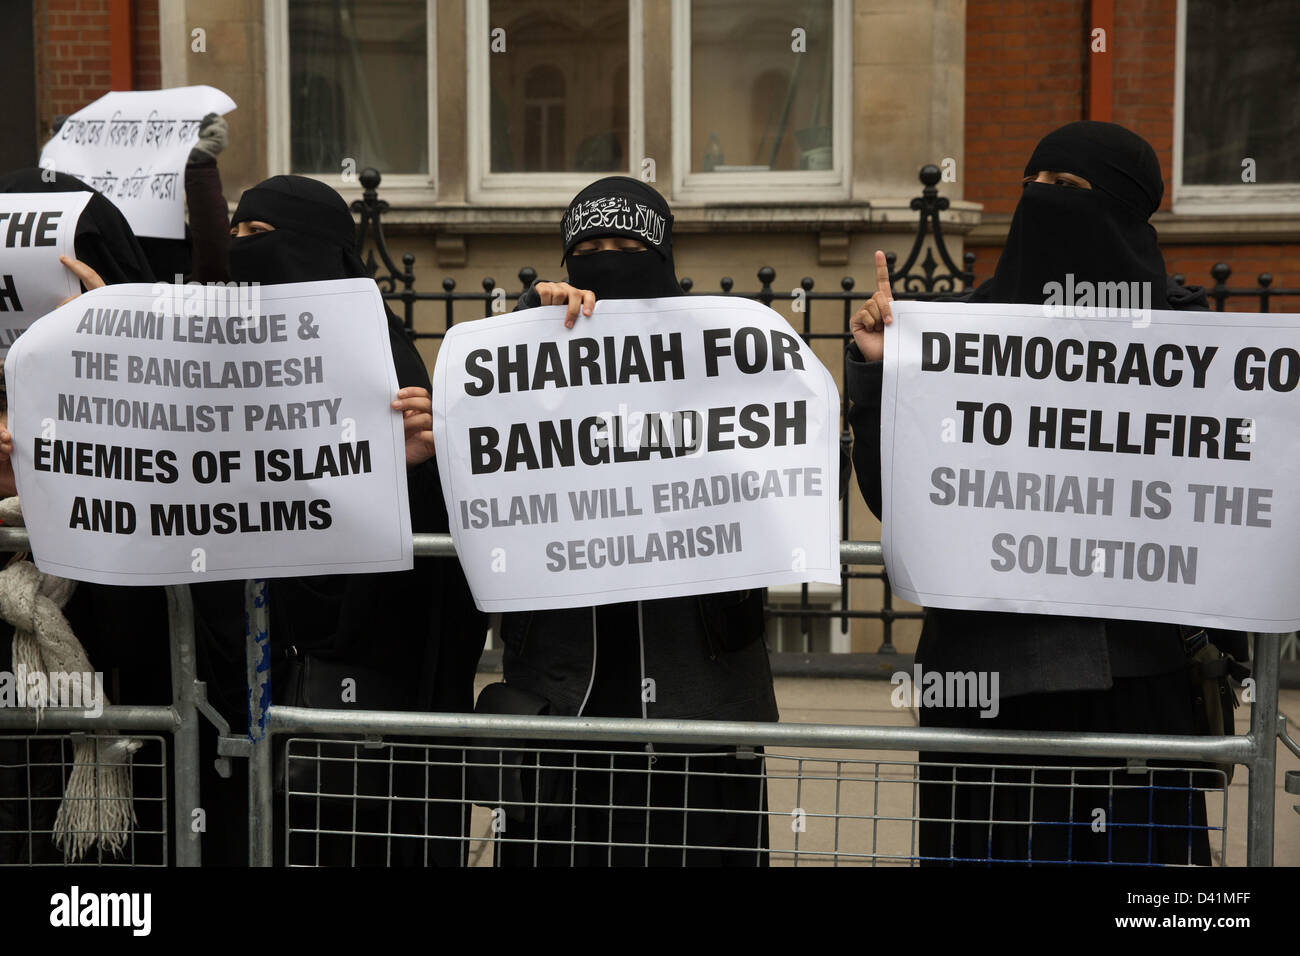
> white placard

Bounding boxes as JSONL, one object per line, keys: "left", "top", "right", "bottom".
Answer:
{"left": 432, "top": 296, "right": 841, "bottom": 612}
{"left": 38, "top": 86, "right": 237, "bottom": 239}
{"left": 881, "top": 300, "right": 1300, "bottom": 632}
{"left": 4, "top": 279, "right": 412, "bottom": 585}
{"left": 0, "top": 191, "right": 92, "bottom": 354}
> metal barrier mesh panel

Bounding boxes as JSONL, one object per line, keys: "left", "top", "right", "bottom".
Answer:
{"left": 0, "top": 734, "right": 169, "bottom": 866}
{"left": 282, "top": 737, "right": 1228, "bottom": 867}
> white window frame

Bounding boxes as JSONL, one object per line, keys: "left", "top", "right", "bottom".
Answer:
{"left": 465, "top": 0, "right": 645, "bottom": 204}
{"left": 671, "top": 0, "right": 852, "bottom": 203}
{"left": 1173, "top": 0, "right": 1300, "bottom": 214}
{"left": 265, "top": 0, "right": 438, "bottom": 200}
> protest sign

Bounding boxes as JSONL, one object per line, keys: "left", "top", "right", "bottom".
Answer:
{"left": 38, "top": 86, "right": 237, "bottom": 240}
{"left": 4, "top": 278, "right": 412, "bottom": 585}
{"left": 881, "top": 300, "right": 1300, "bottom": 632}
{"left": 432, "top": 296, "right": 841, "bottom": 613}
{"left": 0, "top": 191, "right": 92, "bottom": 354}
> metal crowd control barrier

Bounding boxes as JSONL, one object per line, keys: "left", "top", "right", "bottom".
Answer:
{"left": 0, "top": 527, "right": 1288, "bottom": 866}
{"left": 244, "top": 533, "right": 1287, "bottom": 867}
{"left": 0, "top": 526, "right": 202, "bottom": 866}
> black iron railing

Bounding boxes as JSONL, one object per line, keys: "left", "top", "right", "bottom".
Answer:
{"left": 351, "top": 164, "right": 1299, "bottom": 654}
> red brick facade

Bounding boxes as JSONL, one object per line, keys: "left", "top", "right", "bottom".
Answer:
{"left": 964, "top": 0, "right": 1180, "bottom": 213}
{"left": 1110, "top": 0, "right": 1176, "bottom": 213}
{"left": 964, "top": 0, "right": 1088, "bottom": 216}
{"left": 36, "top": 0, "right": 160, "bottom": 138}
{"left": 964, "top": 0, "right": 1295, "bottom": 308}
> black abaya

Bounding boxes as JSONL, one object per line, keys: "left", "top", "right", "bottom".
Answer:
{"left": 909, "top": 123, "right": 1214, "bottom": 866}
{"left": 227, "top": 175, "right": 486, "bottom": 866}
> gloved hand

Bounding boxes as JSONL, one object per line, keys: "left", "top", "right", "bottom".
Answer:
{"left": 188, "top": 113, "right": 228, "bottom": 165}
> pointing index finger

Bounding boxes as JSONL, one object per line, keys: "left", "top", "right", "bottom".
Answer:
{"left": 874, "top": 250, "right": 892, "bottom": 298}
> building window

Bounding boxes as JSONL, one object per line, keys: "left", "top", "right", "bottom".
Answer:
{"left": 267, "top": 0, "right": 437, "bottom": 190}
{"left": 1175, "top": 0, "right": 1300, "bottom": 212}
{"left": 470, "top": 0, "right": 642, "bottom": 201}
{"left": 672, "top": 0, "right": 851, "bottom": 201}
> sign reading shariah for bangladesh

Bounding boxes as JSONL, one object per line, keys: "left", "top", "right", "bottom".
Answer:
{"left": 881, "top": 300, "right": 1300, "bottom": 632}
{"left": 432, "top": 296, "right": 841, "bottom": 613}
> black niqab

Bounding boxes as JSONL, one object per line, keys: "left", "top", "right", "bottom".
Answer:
{"left": 228, "top": 174, "right": 369, "bottom": 286}
{"left": 922, "top": 121, "right": 1194, "bottom": 741}
{"left": 560, "top": 176, "right": 681, "bottom": 299}
{"left": 227, "top": 175, "right": 426, "bottom": 391}
{"left": 229, "top": 180, "right": 484, "bottom": 763}
{"left": 0, "top": 168, "right": 156, "bottom": 285}
{"left": 969, "top": 122, "right": 1170, "bottom": 308}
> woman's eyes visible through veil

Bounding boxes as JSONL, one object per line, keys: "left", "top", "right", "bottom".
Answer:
{"left": 1022, "top": 173, "right": 1090, "bottom": 189}
{"left": 231, "top": 221, "right": 276, "bottom": 238}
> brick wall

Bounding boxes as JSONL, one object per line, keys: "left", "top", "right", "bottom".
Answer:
{"left": 1110, "top": 0, "right": 1176, "bottom": 212}
{"left": 965, "top": 0, "right": 1180, "bottom": 214}
{"left": 38, "top": 0, "right": 160, "bottom": 137}
{"left": 964, "top": 0, "right": 1087, "bottom": 215}
{"left": 132, "top": 0, "right": 160, "bottom": 90}
{"left": 964, "top": 0, "right": 1296, "bottom": 311}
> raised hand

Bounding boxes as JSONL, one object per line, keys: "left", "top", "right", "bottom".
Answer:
{"left": 850, "top": 250, "right": 895, "bottom": 363}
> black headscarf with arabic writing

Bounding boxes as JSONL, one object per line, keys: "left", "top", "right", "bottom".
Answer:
{"left": 559, "top": 176, "right": 682, "bottom": 300}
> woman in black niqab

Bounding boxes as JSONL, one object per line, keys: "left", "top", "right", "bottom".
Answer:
{"left": 227, "top": 174, "right": 430, "bottom": 392}
{"left": 969, "top": 121, "right": 1186, "bottom": 309}
{"left": 0, "top": 168, "right": 155, "bottom": 285}
{"left": 0, "top": 168, "right": 166, "bottom": 862}
{"left": 559, "top": 175, "right": 682, "bottom": 300}
{"left": 853, "top": 121, "right": 1217, "bottom": 866}
{"left": 493, "top": 175, "right": 774, "bottom": 867}
{"left": 221, "top": 174, "right": 484, "bottom": 866}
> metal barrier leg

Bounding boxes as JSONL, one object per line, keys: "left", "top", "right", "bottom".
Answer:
{"left": 244, "top": 578, "right": 274, "bottom": 866}
{"left": 1246, "top": 633, "right": 1280, "bottom": 867}
{"left": 249, "top": 730, "right": 274, "bottom": 867}
{"left": 165, "top": 584, "right": 201, "bottom": 867}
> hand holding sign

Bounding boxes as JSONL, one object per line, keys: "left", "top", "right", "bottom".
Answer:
{"left": 850, "top": 250, "right": 894, "bottom": 362}
{"left": 393, "top": 386, "right": 435, "bottom": 465}
{"left": 0, "top": 191, "right": 93, "bottom": 354}
{"left": 39, "top": 85, "right": 236, "bottom": 239}
{"left": 57, "top": 255, "right": 106, "bottom": 305}
{"left": 532, "top": 281, "right": 596, "bottom": 329}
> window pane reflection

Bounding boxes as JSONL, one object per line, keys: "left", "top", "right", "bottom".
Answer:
{"left": 489, "top": 0, "right": 629, "bottom": 173}
{"left": 691, "top": 0, "right": 835, "bottom": 173}
{"left": 289, "top": 0, "right": 429, "bottom": 175}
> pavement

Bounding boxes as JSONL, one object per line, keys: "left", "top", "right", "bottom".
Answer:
{"left": 468, "top": 671, "right": 1300, "bottom": 867}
